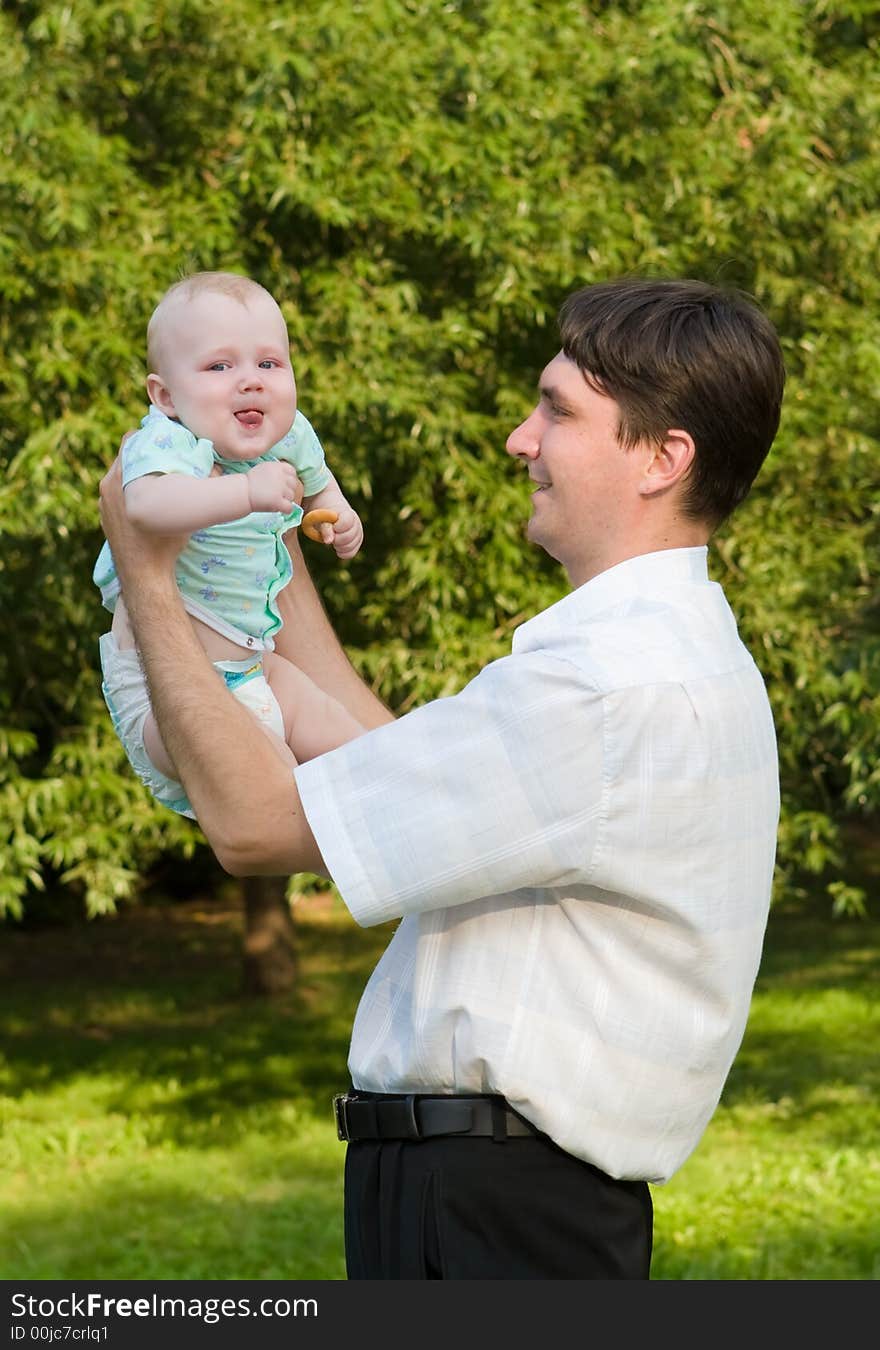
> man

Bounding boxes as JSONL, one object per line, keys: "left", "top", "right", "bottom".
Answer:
{"left": 99, "top": 276, "right": 785, "bottom": 1280}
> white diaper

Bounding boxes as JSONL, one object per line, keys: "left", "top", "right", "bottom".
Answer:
{"left": 98, "top": 632, "right": 285, "bottom": 819}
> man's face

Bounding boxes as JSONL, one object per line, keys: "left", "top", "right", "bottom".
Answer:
{"left": 505, "top": 351, "right": 655, "bottom": 587}
{"left": 149, "top": 290, "right": 298, "bottom": 460}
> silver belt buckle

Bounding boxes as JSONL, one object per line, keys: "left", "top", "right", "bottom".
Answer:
{"left": 333, "top": 1093, "right": 351, "bottom": 1141}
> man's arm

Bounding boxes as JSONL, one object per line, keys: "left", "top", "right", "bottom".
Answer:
{"left": 274, "top": 528, "right": 395, "bottom": 731}
{"left": 99, "top": 458, "right": 325, "bottom": 878}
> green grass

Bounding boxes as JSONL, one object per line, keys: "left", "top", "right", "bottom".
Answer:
{"left": 1, "top": 888, "right": 878, "bottom": 1281}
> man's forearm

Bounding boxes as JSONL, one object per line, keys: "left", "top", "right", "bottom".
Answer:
{"left": 122, "top": 570, "right": 326, "bottom": 878}
{"left": 275, "top": 531, "right": 395, "bottom": 730}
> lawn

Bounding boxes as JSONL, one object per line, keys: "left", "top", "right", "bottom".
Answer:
{"left": 1, "top": 884, "right": 877, "bottom": 1281}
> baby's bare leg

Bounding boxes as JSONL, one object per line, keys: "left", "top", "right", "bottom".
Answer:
{"left": 142, "top": 700, "right": 297, "bottom": 783}
{"left": 262, "top": 650, "right": 366, "bottom": 761}
{"left": 133, "top": 610, "right": 297, "bottom": 781}
{"left": 256, "top": 720, "right": 299, "bottom": 769}
{"left": 141, "top": 685, "right": 296, "bottom": 783}
{"left": 142, "top": 710, "right": 178, "bottom": 781}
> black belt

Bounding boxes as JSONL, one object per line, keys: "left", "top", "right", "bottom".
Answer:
{"left": 333, "top": 1092, "right": 543, "bottom": 1142}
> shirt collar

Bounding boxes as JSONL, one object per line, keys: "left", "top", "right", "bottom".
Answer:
{"left": 512, "top": 547, "right": 711, "bottom": 651}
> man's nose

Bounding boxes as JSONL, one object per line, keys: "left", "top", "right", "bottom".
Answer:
{"left": 506, "top": 408, "right": 540, "bottom": 459}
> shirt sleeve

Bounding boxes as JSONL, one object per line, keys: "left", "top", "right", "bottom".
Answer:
{"left": 294, "top": 651, "right": 606, "bottom": 927}
{"left": 272, "top": 411, "right": 332, "bottom": 496}
{"left": 121, "top": 410, "right": 214, "bottom": 486}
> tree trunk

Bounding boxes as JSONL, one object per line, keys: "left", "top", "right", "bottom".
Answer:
{"left": 240, "top": 875, "right": 297, "bottom": 995}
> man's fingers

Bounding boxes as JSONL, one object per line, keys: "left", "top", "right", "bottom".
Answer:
{"left": 100, "top": 455, "right": 121, "bottom": 491}
{"left": 99, "top": 427, "right": 136, "bottom": 501}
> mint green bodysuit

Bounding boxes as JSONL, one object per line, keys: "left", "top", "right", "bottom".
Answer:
{"left": 93, "top": 407, "right": 331, "bottom": 651}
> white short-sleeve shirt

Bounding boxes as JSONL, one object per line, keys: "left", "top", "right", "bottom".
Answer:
{"left": 294, "top": 547, "right": 780, "bottom": 1183}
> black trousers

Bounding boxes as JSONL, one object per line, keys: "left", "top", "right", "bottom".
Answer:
{"left": 344, "top": 1132, "right": 653, "bottom": 1279}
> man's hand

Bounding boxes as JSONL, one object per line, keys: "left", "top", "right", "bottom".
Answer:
{"left": 99, "top": 451, "right": 188, "bottom": 589}
{"left": 246, "top": 460, "right": 302, "bottom": 514}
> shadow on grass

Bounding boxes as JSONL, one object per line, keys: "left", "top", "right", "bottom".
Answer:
{"left": 758, "top": 904, "right": 880, "bottom": 992}
{"left": 716, "top": 907, "right": 880, "bottom": 1140}
{"left": 1, "top": 893, "right": 878, "bottom": 1151}
{"left": 0, "top": 892, "right": 392, "bottom": 1147}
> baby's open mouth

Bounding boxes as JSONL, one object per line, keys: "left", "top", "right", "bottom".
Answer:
{"left": 235, "top": 410, "right": 263, "bottom": 428}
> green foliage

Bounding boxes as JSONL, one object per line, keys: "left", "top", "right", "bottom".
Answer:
{"left": 0, "top": 0, "right": 877, "bottom": 917}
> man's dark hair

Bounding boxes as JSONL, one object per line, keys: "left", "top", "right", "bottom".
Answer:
{"left": 558, "top": 277, "right": 785, "bottom": 527}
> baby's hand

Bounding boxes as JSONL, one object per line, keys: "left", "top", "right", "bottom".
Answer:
{"left": 329, "top": 504, "right": 364, "bottom": 560}
{"left": 246, "top": 460, "right": 302, "bottom": 514}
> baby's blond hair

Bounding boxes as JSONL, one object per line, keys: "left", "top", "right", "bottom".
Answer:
{"left": 146, "top": 271, "right": 279, "bottom": 373}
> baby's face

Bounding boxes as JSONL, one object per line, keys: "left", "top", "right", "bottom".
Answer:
{"left": 151, "top": 290, "right": 297, "bottom": 460}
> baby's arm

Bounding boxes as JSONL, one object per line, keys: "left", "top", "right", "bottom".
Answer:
{"left": 301, "top": 472, "right": 364, "bottom": 560}
{"left": 125, "top": 461, "right": 301, "bottom": 534}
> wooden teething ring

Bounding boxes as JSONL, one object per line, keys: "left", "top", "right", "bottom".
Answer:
{"left": 301, "top": 509, "right": 339, "bottom": 542}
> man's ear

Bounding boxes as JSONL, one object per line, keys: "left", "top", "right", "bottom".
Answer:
{"left": 639, "top": 429, "right": 696, "bottom": 498}
{"left": 146, "top": 373, "right": 176, "bottom": 418}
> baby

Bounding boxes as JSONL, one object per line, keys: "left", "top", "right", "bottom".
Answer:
{"left": 93, "top": 270, "right": 364, "bottom": 820}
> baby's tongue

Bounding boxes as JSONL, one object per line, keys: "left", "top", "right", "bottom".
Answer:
{"left": 235, "top": 410, "right": 262, "bottom": 428}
